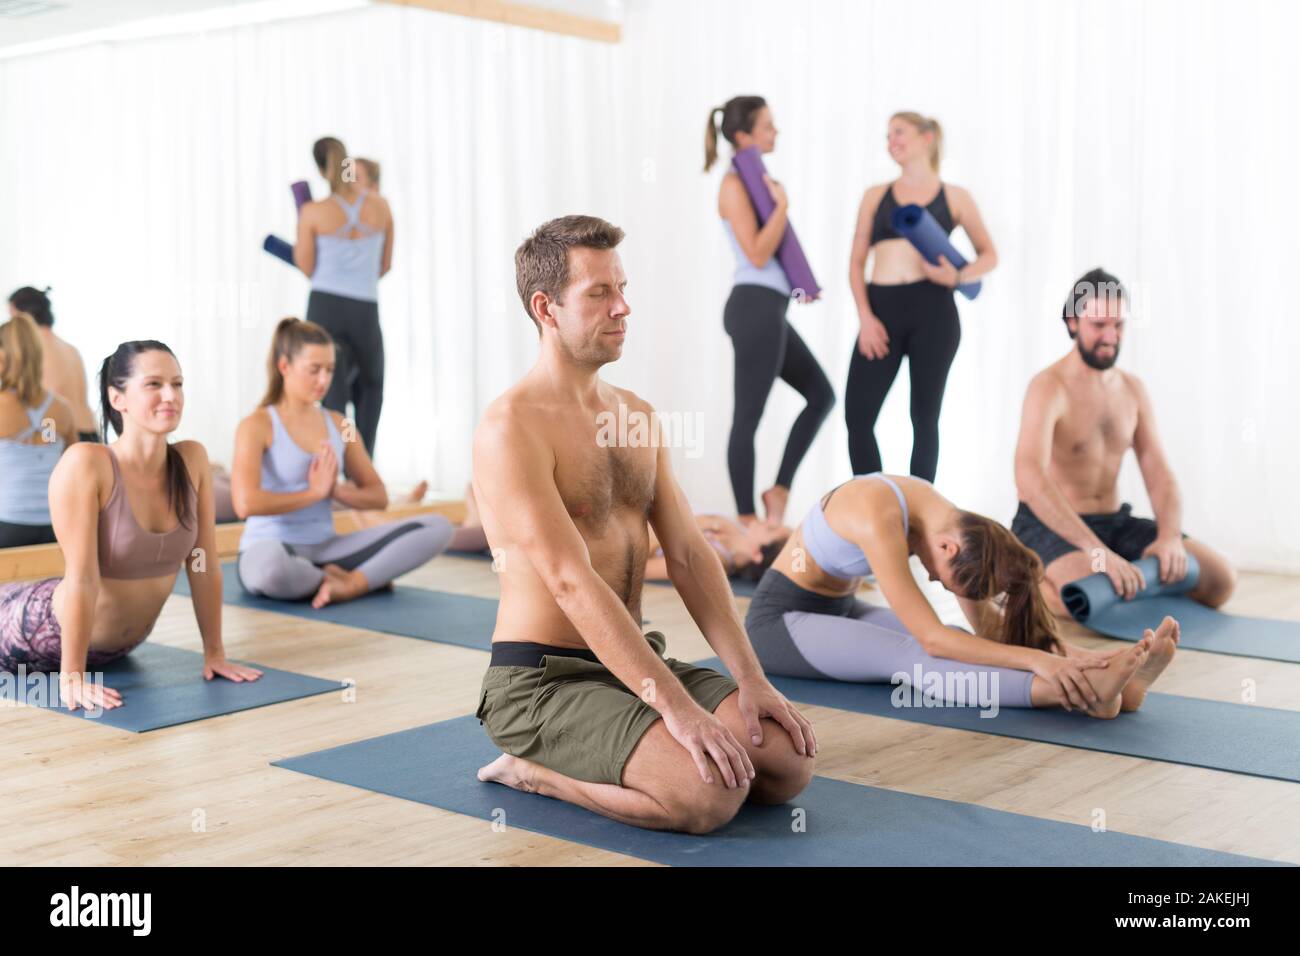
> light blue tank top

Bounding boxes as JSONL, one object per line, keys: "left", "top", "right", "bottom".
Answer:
{"left": 239, "top": 405, "right": 346, "bottom": 549}
{"left": 311, "top": 189, "right": 385, "bottom": 303}
{"left": 0, "top": 392, "right": 64, "bottom": 525}
{"left": 799, "top": 473, "right": 911, "bottom": 579}
{"left": 721, "top": 218, "right": 791, "bottom": 296}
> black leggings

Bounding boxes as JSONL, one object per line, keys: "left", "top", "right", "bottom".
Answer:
{"left": 845, "top": 280, "right": 960, "bottom": 482}
{"left": 306, "top": 289, "right": 385, "bottom": 457}
{"left": 724, "top": 284, "right": 835, "bottom": 516}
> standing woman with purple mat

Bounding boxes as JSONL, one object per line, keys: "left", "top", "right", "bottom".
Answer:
{"left": 706, "top": 96, "right": 835, "bottom": 530}
{"left": 846, "top": 112, "right": 998, "bottom": 481}
{"left": 295, "top": 136, "right": 394, "bottom": 457}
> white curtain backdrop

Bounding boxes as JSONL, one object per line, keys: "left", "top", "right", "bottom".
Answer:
{"left": 2, "top": 0, "right": 1297, "bottom": 572}
{"left": 615, "top": 0, "right": 1300, "bottom": 574}
{"left": 0, "top": 1, "right": 622, "bottom": 498}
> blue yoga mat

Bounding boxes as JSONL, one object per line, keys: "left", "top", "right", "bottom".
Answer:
{"left": 0, "top": 643, "right": 343, "bottom": 732}
{"left": 698, "top": 658, "right": 1300, "bottom": 783}
{"left": 173, "top": 561, "right": 499, "bottom": 651}
{"left": 273, "top": 715, "right": 1283, "bottom": 866}
{"left": 263, "top": 234, "right": 294, "bottom": 265}
{"left": 1062, "top": 555, "right": 1300, "bottom": 662}
{"left": 890, "top": 204, "right": 980, "bottom": 299}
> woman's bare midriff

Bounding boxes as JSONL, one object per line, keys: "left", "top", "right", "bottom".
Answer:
{"left": 51, "top": 575, "right": 175, "bottom": 654}
{"left": 868, "top": 238, "right": 931, "bottom": 285}
{"left": 769, "top": 525, "right": 861, "bottom": 598}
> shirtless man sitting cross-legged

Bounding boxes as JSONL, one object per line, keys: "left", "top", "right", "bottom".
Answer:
{"left": 472, "top": 215, "right": 815, "bottom": 834}
{"left": 1012, "top": 267, "right": 1237, "bottom": 624}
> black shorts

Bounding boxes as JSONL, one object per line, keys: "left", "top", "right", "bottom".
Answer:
{"left": 1011, "top": 501, "right": 1184, "bottom": 568}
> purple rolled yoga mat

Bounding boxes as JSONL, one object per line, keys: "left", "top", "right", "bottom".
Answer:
{"left": 730, "top": 147, "right": 821, "bottom": 301}
{"left": 291, "top": 180, "right": 312, "bottom": 211}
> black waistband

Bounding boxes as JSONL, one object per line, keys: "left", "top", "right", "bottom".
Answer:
{"left": 489, "top": 640, "right": 601, "bottom": 669}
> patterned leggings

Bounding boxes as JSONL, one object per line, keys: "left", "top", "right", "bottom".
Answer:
{"left": 0, "top": 578, "right": 144, "bottom": 672}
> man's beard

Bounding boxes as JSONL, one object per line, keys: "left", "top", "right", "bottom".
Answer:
{"left": 1078, "top": 338, "right": 1119, "bottom": 370}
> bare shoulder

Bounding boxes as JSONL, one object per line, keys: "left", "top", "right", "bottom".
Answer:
{"left": 862, "top": 182, "right": 888, "bottom": 203}
{"left": 1025, "top": 364, "right": 1067, "bottom": 403}
{"left": 171, "top": 440, "right": 211, "bottom": 486}
{"left": 609, "top": 383, "right": 654, "bottom": 418}
{"left": 55, "top": 441, "right": 112, "bottom": 486}
{"left": 476, "top": 389, "right": 546, "bottom": 452}
{"left": 239, "top": 405, "right": 272, "bottom": 433}
{"left": 325, "top": 407, "right": 349, "bottom": 430}
{"left": 1119, "top": 368, "right": 1151, "bottom": 402}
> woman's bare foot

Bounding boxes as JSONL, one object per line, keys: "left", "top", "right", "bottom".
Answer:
{"left": 760, "top": 485, "right": 789, "bottom": 527}
{"left": 1120, "top": 616, "right": 1180, "bottom": 712}
{"left": 1078, "top": 636, "right": 1151, "bottom": 718}
{"left": 737, "top": 513, "right": 761, "bottom": 530}
{"left": 311, "top": 564, "right": 372, "bottom": 608}
{"left": 404, "top": 480, "right": 428, "bottom": 505}
{"left": 477, "top": 753, "right": 539, "bottom": 793}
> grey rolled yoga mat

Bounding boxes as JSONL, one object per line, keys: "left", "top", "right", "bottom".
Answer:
{"left": 0, "top": 643, "right": 344, "bottom": 732}
{"left": 1061, "top": 555, "right": 1300, "bottom": 662}
{"left": 696, "top": 658, "right": 1300, "bottom": 783}
{"left": 271, "top": 715, "right": 1286, "bottom": 867}
{"left": 173, "top": 560, "right": 500, "bottom": 651}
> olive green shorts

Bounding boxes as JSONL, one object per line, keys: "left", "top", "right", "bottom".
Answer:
{"left": 475, "top": 630, "right": 738, "bottom": 786}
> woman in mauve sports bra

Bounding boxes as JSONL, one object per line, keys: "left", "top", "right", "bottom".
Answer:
{"left": 746, "top": 473, "right": 1183, "bottom": 719}
{"left": 0, "top": 341, "right": 262, "bottom": 712}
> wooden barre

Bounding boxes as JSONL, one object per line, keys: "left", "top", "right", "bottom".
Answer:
{"left": 0, "top": 499, "right": 468, "bottom": 584}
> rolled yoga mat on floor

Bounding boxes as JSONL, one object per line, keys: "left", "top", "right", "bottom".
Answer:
{"left": 696, "top": 657, "right": 1300, "bottom": 783}
{"left": 1062, "top": 554, "right": 1300, "bottom": 662}
{"left": 890, "top": 204, "right": 981, "bottom": 299}
{"left": 272, "top": 714, "right": 1284, "bottom": 866}
{"left": 0, "top": 643, "right": 343, "bottom": 733}
{"left": 731, "top": 146, "right": 821, "bottom": 300}
{"left": 173, "top": 560, "right": 500, "bottom": 651}
{"left": 263, "top": 234, "right": 295, "bottom": 266}
{"left": 291, "top": 180, "right": 312, "bottom": 210}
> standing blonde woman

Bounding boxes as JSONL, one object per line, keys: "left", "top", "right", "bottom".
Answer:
{"left": 846, "top": 112, "right": 998, "bottom": 482}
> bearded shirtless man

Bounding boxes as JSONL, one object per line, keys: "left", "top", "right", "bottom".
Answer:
{"left": 472, "top": 215, "right": 815, "bottom": 834}
{"left": 1013, "top": 268, "right": 1236, "bottom": 617}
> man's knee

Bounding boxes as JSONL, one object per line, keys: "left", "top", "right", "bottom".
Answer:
{"left": 1194, "top": 550, "right": 1237, "bottom": 607}
{"left": 664, "top": 781, "right": 747, "bottom": 834}
{"left": 748, "top": 718, "right": 815, "bottom": 805}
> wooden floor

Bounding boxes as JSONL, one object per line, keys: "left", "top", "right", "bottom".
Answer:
{"left": 3, "top": 553, "right": 1299, "bottom": 866}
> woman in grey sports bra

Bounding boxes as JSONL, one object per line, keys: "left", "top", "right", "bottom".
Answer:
{"left": 232, "top": 319, "right": 476, "bottom": 607}
{"left": 0, "top": 340, "right": 262, "bottom": 713}
{"left": 747, "top": 473, "right": 1182, "bottom": 718}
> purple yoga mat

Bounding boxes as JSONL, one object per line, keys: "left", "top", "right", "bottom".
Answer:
{"left": 730, "top": 147, "right": 821, "bottom": 300}
{"left": 291, "top": 180, "right": 312, "bottom": 211}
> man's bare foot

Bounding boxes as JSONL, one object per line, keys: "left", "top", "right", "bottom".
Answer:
{"left": 477, "top": 753, "right": 539, "bottom": 793}
{"left": 1120, "top": 616, "right": 1180, "bottom": 712}
{"left": 1078, "top": 636, "right": 1151, "bottom": 719}
{"left": 760, "top": 485, "right": 789, "bottom": 527}
{"left": 311, "top": 564, "right": 371, "bottom": 608}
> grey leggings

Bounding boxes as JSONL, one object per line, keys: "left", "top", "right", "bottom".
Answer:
{"left": 237, "top": 514, "right": 454, "bottom": 600}
{"left": 746, "top": 570, "right": 1035, "bottom": 708}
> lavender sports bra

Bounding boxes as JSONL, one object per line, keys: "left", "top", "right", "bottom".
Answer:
{"left": 96, "top": 446, "right": 199, "bottom": 580}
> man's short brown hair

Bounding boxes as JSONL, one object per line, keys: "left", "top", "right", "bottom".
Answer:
{"left": 514, "top": 215, "right": 625, "bottom": 333}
